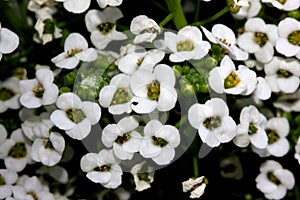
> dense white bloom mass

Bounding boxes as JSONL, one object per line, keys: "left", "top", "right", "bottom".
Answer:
{"left": 50, "top": 92, "right": 101, "bottom": 140}
{"left": 255, "top": 160, "right": 295, "bottom": 200}
{"left": 188, "top": 98, "right": 237, "bottom": 147}
{"left": 51, "top": 32, "right": 98, "bottom": 69}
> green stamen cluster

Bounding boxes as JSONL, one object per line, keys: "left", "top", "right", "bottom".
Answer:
{"left": 276, "top": 69, "right": 293, "bottom": 78}
{"left": 115, "top": 133, "right": 131, "bottom": 144}
{"left": 147, "top": 80, "right": 160, "bottom": 101}
{"left": 152, "top": 136, "right": 168, "bottom": 147}
{"left": 66, "top": 108, "right": 86, "bottom": 123}
{"left": 267, "top": 171, "right": 281, "bottom": 185}
{"left": 8, "top": 142, "right": 27, "bottom": 158}
{"left": 176, "top": 39, "right": 195, "bottom": 51}
{"left": 111, "top": 88, "right": 131, "bottom": 105}
{"left": 32, "top": 83, "right": 44, "bottom": 98}
{"left": 254, "top": 32, "right": 269, "bottom": 47}
{"left": 137, "top": 172, "right": 151, "bottom": 182}
{"left": 287, "top": 30, "right": 300, "bottom": 46}
{"left": 97, "top": 22, "right": 115, "bottom": 35}
{"left": 203, "top": 116, "right": 222, "bottom": 130}
{"left": 0, "top": 87, "right": 15, "bottom": 101}
{"left": 248, "top": 123, "right": 258, "bottom": 135}
{"left": 43, "top": 139, "right": 54, "bottom": 149}
{"left": 224, "top": 71, "right": 240, "bottom": 89}
{"left": 43, "top": 19, "right": 55, "bottom": 34}
{"left": 266, "top": 128, "right": 280, "bottom": 144}
{"left": 0, "top": 175, "right": 6, "bottom": 185}
{"left": 98, "top": 165, "right": 111, "bottom": 172}
{"left": 65, "top": 49, "right": 83, "bottom": 58}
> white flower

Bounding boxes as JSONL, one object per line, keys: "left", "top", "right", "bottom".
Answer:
{"left": 232, "top": 0, "right": 262, "bottom": 20}
{"left": 201, "top": 24, "right": 248, "bottom": 60}
{"left": 102, "top": 116, "right": 142, "bottom": 160}
{"left": 255, "top": 160, "right": 295, "bottom": 200}
{"left": 0, "top": 169, "right": 18, "bottom": 199}
{"left": 97, "top": 0, "right": 123, "bottom": 8}
{"left": 208, "top": 55, "right": 257, "bottom": 95}
{"left": 117, "top": 48, "right": 165, "bottom": 75}
{"left": 130, "top": 161, "right": 154, "bottom": 192}
{"left": 80, "top": 149, "right": 122, "bottom": 189}
{"left": 50, "top": 92, "right": 101, "bottom": 140}
{"left": 34, "top": 18, "right": 62, "bottom": 45}
{"left": 0, "top": 23, "right": 19, "bottom": 61}
{"left": 0, "top": 77, "right": 21, "bottom": 113}
{"left": 12, "top": 176, "right": 55, "bottom": 200}
{"left": 163, "top": 25, "right": 211, "bottom": 62}
{"left": 51, "top": 32, "right": 98, "bottom": 69}
{"left": 99, "top": 74, "right": 133, "bottom": 115}
{"left": 237, "top": 18, "right": 278, "bottom": 63}
{"left": 294, "top": 136, "right": 300, "bottom": 165}
{"left": 264, "top": 56, "right": 300, "bottom": 94}
{"left": 130, "top": 64, "right": 177, "bottom": 114}
{"left": 19, "top": 68, "right": 59, "bottom": 108}
{"left": 182, "top": 176, "right": 207, "bottom": 199}
{"left": 139, "top": 119, "right": 180, "bottom": 165}
{"left": 233, "top": 105, "right": 268, "bottom": 149}
{"left": 275, "top": 17, "right": 300, "bottom": 59}
{"left": 0, "top": 128, "right": 32, "bottom": 172}
{"left": 85, "top": 8, "right": 127, "bottom": 50}
{"left": 188, "top": 98, "right": 237, "bottom": 147}
{"left": 54, "top": 0, "right": 90, "bottom": 14}
{"left": 262, "top": 0, "right": 300, "bottom": 11}
{"left": 30, "top": 120, "right": 65, "bottom": 166}
{"left": 253, "top": 117, "right": 290, "bottom": 157}
{"left": 130, "top": 15, "right": 161, "bottom": 44}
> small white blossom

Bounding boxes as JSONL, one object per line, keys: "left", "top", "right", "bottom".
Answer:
{"left": 102, "top": 116, "right": 142, "bottom": 160}
{"left": 50, "top": 92, "right": 101, "bottom": 140}
{"left": 19, "top": 68, "right": 59, "bottom": 108}
{"left": 34, "top": 18, "right": 62, "bottom": 45}
{"left": 139, "top": 119, "right": 180, "bottom": 165}
{"left": 201, "top": 24, "right": 248, "bottom": 60}
{"left": 51, "top": 32, "right": 98, "bottom": 69}
{"left": 188, "top": 98, "right": 237, "bottom": 147}
{"left": 97, "top": 0, "right": 123, "bottom": 8}
{"left": 54, "top": 0, "right": 90, "bottom": 14}
{"left": 130, "top": 15, "right": 161, "bottom": 44}
{"left": 0, "top": 23, "right": 19, "bottom": 61}
{"left": 255, "top": 160, "right": 295, "bottom": 200}
{"left": 264, "top": 56, "right": 300, "bottom": 94}
{"left": 163, "top": 25, "right": 211, "bottom": 62}
{"left": 0, "top": 169, "right": 18, "bottom": 199}
{"left": 208, "top": 55, "right": 257, "bottom": 95}
{"left": 0, "top": 77, "right": 21, "bottom": 113}
{"left": 182, "top": 176, "right": 207, "bottom": 199}
{"left": 262, "top": 0, "right": 300, "bottom": 11}
{"left": 130, "top": 161, "right": 154, "bottom": 192}
{"left": 275, "top": 17, "right": 300, "bottom": 59}
{"left": 232, "top": 0, "right": 262, "bottom": 20}
{"left": 85, "top": 7, "right": 127, "bottom": 50}
{"left": 80, "top": 149, "right": 122, "bottom": 189}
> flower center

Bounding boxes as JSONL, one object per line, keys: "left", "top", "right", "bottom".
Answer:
{"left": 43, "top": 19, "right": 55, "bottom": 34}
{"left": 111, "top": 88, "right": 131, "bottom": 105}
{"left": 0, "top": 87, "right": 15, "bottom": 101}
{"left": 147, "top": 80, "right": 160, "bottom": 101}
{"left": 266, "top": 128, "right": 280, "bottom": 144}
{"left": 97, "top": 22, "right": 115, "bottom": 35}
{"left": 115, "top": 133, "right": 131, "bottom": 144}
{"left": 276, "top": 69, "right": 293, "bottom": 78}
{"left": 217, "top": 37, "right": 232, "bottom": 47}
{"left": 0, "top": 175, "right": 6, "bottom": 185}
{"left": 137, "top": 57, "right": 145, "bottom": 66}
{"left": 176, "top": 39, "right": 195, "bottom": 51}
{"left": 203, "top": 116, "right": 222, "bottom": 130}
{"left": 32, "top": 82, "right": 44, "bottom": 98}
{"left": 287, "top": 30, "right": 300, "bottom": 46}
{"left": 8, "top": 142, "right": 27, "bottom": 158}
{"left": 66, "top": 108, "right": 86, "bottom": 123}
{"left": 254, "top": 32, "right": 269, "bottom": 47}
{"left": 224, "top": 71, "right": 241, "bottom": 89}
{"left": 27, "top": 191, "right": 38, "bottom": 200}
{"left": 96, "top": 165, "right": 111, "bottom": 172}
{"left": 267, "top": 171, "right": 281, "bottom": 185}
{"left": 248, "top": 123, "right": 258, "bottom": 135}
{"left": 277, "top": 0, "right": 286, "bottom": 4}
{"left": 43, "top": 139, "right": 54, "bottom": 149}
{"left": 65, "top": 49, "right": 83, "bottom": 58}
{"left": 152, "top": 136, "right": 168, "bottom": 147}
{"left": 138, "top": 172, "right": 151, "bottom": 182}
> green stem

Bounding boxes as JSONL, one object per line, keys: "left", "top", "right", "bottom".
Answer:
{"left": 193, "top": 156, "right": 199, "bottom": 177}
{"left": 164, "top": 0, "right": 188, "bottom": 30}
{"left": 175, "top": 114, "right": 187, "bottom": 128}
{"left": 159, "top": 13, "right": 174, "bottom": 28}
{"left": 194, "top": 0, "right": 201, "bottom": 22}
{"left": 191, "top": 6, "right": 230, "bottom": 26}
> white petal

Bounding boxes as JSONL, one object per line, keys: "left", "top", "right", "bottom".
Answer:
{"left": 118, "top": 116, "right": 139, "bottom": 132}
{"left": 188, "top": 103, "right": 206, "bottom": 129}
{"left": 0, "top": 28, "right": 19, "bottom": 54}
{"left": 81, "top": 101, "right": 101, "bottom": 124}
{"left": 157, "top": 84, "right": 177, "bottom": 112}
{"left": 56, "top": 92, "right": 82, "bottom": 110}
{"left": 131, "top": 97, "right": 157, "bottom": 114}
{"left": 87, "top": 171, "right": 111, "bottom": 184}
{"left": 20, "top": 93, "right": 42, "bottom": 108}
{"left": 50, "top": 110, "right": 75, "bottom": 130}
{"left": 80, "top": 153, "right": 99, "bottom": 172}
{"left": 152, "top": 146, "right": 175, "bottom": 165}
{"left": 65, "top": 119, "right": 91, "bottom": 140}
{"left": 75, "top": 48, "right": 98, "bottom": 62}
{"left": 139, "top": 139, "right": 161, "bottom": 158}
{"left": 154, "top": 64, "right": 175, "bottom": 86}
{"left": 99, "top": 85, "right": 116, "bottom": 107}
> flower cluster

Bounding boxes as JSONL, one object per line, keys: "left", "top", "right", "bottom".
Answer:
{"left": 0, "top": 0, "right": 300, "bottom": 199}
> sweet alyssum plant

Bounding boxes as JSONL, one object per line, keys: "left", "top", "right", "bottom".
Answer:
{"left": 0, "top": 0, "right": 300, "bottom": 199}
